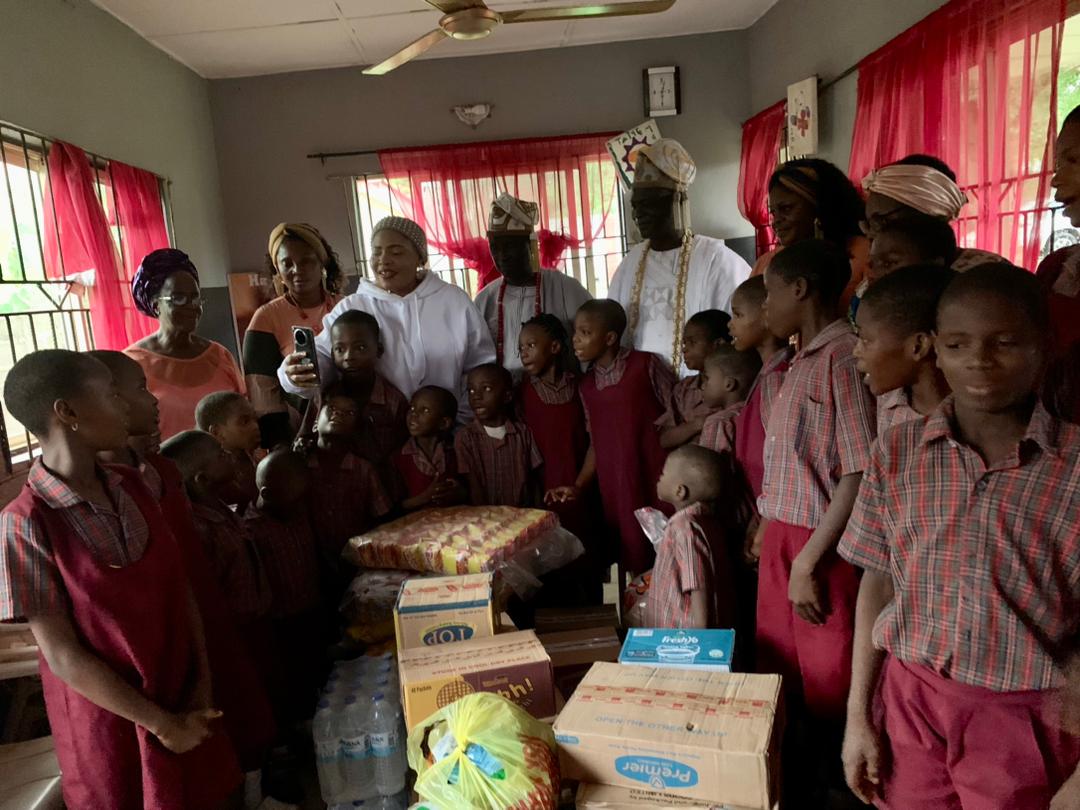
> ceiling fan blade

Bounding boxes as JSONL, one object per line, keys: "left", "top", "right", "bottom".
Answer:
{"left": 424, "top": 0, "right": 489, "bottom": 12}
{"left": 363, "top": 28, "right": 449, "bottom": 75}
{"left": 501, "top": 0, "right": 676, "bottom": 24}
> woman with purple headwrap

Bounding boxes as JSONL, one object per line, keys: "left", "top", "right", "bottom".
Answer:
{"left": 125, "top": 249, "right": 245, "bottom": 441}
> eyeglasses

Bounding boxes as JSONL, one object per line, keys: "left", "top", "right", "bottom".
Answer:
{"left": 157, "top": 292, "right": 202, "bottom": 308}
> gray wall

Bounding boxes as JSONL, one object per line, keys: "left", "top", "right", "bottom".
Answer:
{"left": 209, "top": 31, "right": 754, "bottom": 276}
{"left": 746, "top": 0, "right": 949, "bottom": 169}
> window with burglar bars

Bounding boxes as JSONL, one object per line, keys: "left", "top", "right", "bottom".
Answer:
{"left": 0, "top": 122, "right": 168, "bottom": 473}
{"left": 351, "top": 170, "right": 628, "bottom": 299}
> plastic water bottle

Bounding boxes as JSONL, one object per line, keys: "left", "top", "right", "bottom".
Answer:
{"left": 376, "top": 791, "right": 410, "bottom": 809}
{"left": 314, "top": 700, "right": 344, "bottom": 803}
{"left": 340, "top": 695, "right": 376, "bottom": 800}
{"left": 370, "top": 693, "right": 407, "bottom": 795}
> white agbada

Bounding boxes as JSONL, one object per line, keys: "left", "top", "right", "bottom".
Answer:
{"left": 277, "top": 271, "right": 495, "bottom": 422}
{"left": 609, "top": 235, "right": 751, "bottom": 375}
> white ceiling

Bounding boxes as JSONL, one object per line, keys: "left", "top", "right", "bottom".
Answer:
{"left": 89, "top": 0, "right": 780, "bottom": 79}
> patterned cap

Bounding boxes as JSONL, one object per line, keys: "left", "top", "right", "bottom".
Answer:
{"left": 372, "top": 216, "right": 428, "bottom": 262}
{"left": 634, "top": 138, "right": 697, "bottom": 192}
{"left": 487, "top": 193, "right": 539, "bottom": 239}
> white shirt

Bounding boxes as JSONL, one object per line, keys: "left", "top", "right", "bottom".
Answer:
{"left": 609, "top": 234, "right": 751, "bottom": 375}
{"left": 277, "top": 271, "right": 496, "bottom": 423}
{"left": 473, "top": 269, "right": 593, "bottom": 375}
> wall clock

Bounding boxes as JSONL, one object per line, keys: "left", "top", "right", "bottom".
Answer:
{"left": 644, "top": 66, "right": 681, "bottom": 117}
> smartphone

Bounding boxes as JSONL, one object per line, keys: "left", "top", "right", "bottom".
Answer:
{"left": 292, "top": 325, "right": 320, "bottom": 384}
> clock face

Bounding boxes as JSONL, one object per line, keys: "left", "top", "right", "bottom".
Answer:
{"left": 647, "top": 69, "right": 678, "bottom": 116}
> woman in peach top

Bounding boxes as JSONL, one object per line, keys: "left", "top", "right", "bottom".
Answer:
{"left": 242, "top": 223, "right": 343, "bottom": 448}
{"left": 125, "top": 249, "right": 245, "bottom": 442}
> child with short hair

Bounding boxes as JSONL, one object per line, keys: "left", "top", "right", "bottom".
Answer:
{"left": 698, "top": 345, "right": 763, "bottom": 455}
{"left": 853, "top": 264, "right": 953, "bottom": 431}
{"left": 195, "top": 390, "right": 260, "bottom": 511}
{"left": 840, "top": 264, "right": 1080, "bottom": 808}
{"left": 657, "top": 309, "right": 732, "bottom": 449}
{"left": 392, "top": 385, "right": 465, "bottom": 511}
{"left": 574, "top": 299, "right": 674, "bottom": 576}
{"left": 93, "top": 353, "right": 277, "bottom": 806}
{"left": 866, "top": 216, "right": 957, "bottom": 286}
{"left": 757, "top": 239, "right": 876, "bottom": 732}
{"left": 456, "top": 363, "right": 544, "bottom": 507}
{"left": 307, "top": 388, "right": 392, "bottom": 570}
{"left": 646, "top": 444, "right": 735, "bottom": 629}
{"left": 328, "top": 310, "right": 408, "bottom": 482}
{"left": 0, "top": 350, "right": 241, "bottom": 809}
{"left": 247, "top": 450, "right": 324, "bottom": 726}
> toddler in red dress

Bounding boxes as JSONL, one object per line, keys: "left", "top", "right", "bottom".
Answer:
{"left": 392, "top": 385, "right": 465, "bottom": 511}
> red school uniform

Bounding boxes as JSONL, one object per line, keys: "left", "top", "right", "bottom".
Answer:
{"left": 642, "top": 501, "right": 734, "bottom": 629}
{"left": 655, "top": 375, "right": 713, "bottom": 431}
{"left": 756, "top": 320, "right": 876, "bottom": 721}
{"left": 392, "top": 436, "right": 458, "bottom": 500}
{"left": 579, "top": 348, "right": 675, "bottom": 574}
{"left": 454, "top": 418, "right": 544, "bottom": 507}
{"left": 839, "top": 400, "right": 1080, "bottom": 808}
{"left": 0, "top": 462, "right": 241, "bottom": 810}
{"left": 141, "top": 454, "right": 276, "bottom": 772}
{"left": 190, "top": 500, "right": 272, "bottom": 622}
{"left": 349, "top": 373, "right": 410, "bottom": 484}
{"left": 733, "top": 346, "right": 793, "bottom": 500}
{"left": 308, "top": 450, "right": 392, "bottom": 564}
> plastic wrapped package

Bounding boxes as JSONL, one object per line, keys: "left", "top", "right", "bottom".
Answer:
{"left": 634, "top": 507, "right": 669, "bottom": 547}
{"left": 622, "top": 570, "right": 652, "bottom": 628}
{"left": 339, "top": 569, "right": 415, "bottom": 642}
{"left": 407, "top": 692, "right": 560, "bottom": 810}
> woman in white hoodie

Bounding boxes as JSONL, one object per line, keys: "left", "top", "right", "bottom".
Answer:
{"left": 279, "top": 217, "right": 495, "bottom": 422}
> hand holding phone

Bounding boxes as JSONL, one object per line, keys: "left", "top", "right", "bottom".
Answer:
{"left": 287, "top": 326, "right": 320, "bottom": 388}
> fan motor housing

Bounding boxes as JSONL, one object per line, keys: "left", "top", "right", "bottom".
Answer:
{"left": 440, "top": 9, "right": 502, "bottom": 40}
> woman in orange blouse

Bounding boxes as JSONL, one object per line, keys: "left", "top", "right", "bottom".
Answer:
{"left": 242, "top": 223, "right": 343, "bottom": 447}
{"left": 125, "top": 249, "right": 245, "bottom": 442}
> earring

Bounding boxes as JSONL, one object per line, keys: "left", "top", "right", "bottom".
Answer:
{"left": 70, "top": 422, "right": 79, "bottom": 433}
{"left": 813, "top": 217, "right": 824, "bottom": 240}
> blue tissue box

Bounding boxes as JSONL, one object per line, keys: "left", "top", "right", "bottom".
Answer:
{"left": 618, "top": 628, "right": 735, "bottom": 672}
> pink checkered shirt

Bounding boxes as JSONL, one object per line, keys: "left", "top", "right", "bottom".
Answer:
{"left": 840, "top": 399, "right": 1080, "bottom": 692}
{"left": 308, "top": 450, "right": 392, "bottom": 558}
{"left": 642, "top": 502, "right": 723, "bottom": 629}
{"left": 698, "top": 402, "right": 744, "bottom": 455}
{"left": 876, "top": 388, "right": 924, "bottom": 434}
{"left": 455, "top": 419, "right": 544, "bottom": 507}
{"left": 353, "top": 373, "right": 409, "bottom": 468}
{"left": 759, "top": 320, "right": 877, "bottom": 529}
{"left": 191, "top": 501, "right": 271, "bottom": 621}
{"left": 656, "top": 376, "right": 712, "bottom": 429}
{"left": 244, "top": 507, "right": 321, "bottom": 618}
{"left": 755, "top": 346, "right": 795, "bottom": 431}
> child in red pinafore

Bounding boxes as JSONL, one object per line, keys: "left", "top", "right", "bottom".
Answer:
{"left": 517, "top": 314, "right": 602, "bottom": 604}
{"left": 93, "top": 351, "right": 275, "bottom": 804}
{"left": 573, "top": 299, "right": 675, "bottom": 578}
{"left": 657, "top": 309, "right": 731, "bottom": 449}
{"left": 392, "top": 385, "right": 466, "bottom": 511}
{"left": 195, "top": 390, "right": 260, "bottom": 512}
{"left": 0, "top": 350, "right": 240, "bottom": 810}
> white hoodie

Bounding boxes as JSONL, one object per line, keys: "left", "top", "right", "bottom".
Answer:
{"left": 277, "top": 271, "right": 495, "bottom": 422}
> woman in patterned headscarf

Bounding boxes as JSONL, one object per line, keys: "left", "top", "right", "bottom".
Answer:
{"left": 279, "top": 216, "right": 494, "bottom": 423}
{"left": 125, "top": 248, "right": 245, "bottom": 441}
{"left": 243, "top": 223, "right": 344, "bottom": 447}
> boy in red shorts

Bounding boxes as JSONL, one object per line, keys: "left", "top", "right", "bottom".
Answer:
{"left": 841, "top": 264, "right": 1080, "bottom": 809}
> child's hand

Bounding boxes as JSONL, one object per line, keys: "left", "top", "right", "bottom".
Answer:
{"left": 283, "top": 351, "right": 319, "bottom": 388}
{"left": 153, "top": 708, "right": 222, "bottom": 754}
{"left": 789, "top": 552, "right": 826, "bottom": 625}
{"left": 745, "top": 519, "right": 766, "bottom": 565}
{"left": 842, "top": 713, "right": 885, "bottom": 804}
{"left": 545, "top": 486, "right": 579, "bottom": 504}
{"left": 430, "top": 478, "right": 463, "bottom": 506}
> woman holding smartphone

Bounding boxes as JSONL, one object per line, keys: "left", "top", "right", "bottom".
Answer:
{"left": 279, "top": 216, "right": 494, "bottom": 424}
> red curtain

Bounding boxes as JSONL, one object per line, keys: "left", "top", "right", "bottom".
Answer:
{"left": 848, "top": 0, "right": 1067, "bottom": 270}
{"left": 378, "top": 132, "right": 619, "bottom": 289}
{"left": 112, "top": 161, "right": 170, "bottom": 341}
{"left": 737, "top": 100, "right": 786, "bottom": 258}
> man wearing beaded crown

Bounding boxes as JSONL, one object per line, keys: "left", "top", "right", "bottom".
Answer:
{"left": 475, "top": 193, "right": 592, "bottom": 377}
{"left": 609, "top": 139, "right": 751, "bottom": 375}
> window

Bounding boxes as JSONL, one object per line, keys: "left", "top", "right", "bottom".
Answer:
{"left": 351, "top": 163, "right": 627, "bottom": 299}
{"left": 0, "top": 122, "right": 169, "bottom": 473}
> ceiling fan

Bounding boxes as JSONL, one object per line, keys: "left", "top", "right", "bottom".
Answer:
{"left": 362, "top": 0, "right": 677, "bottom": 75}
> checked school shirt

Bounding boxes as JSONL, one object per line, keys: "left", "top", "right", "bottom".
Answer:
{"left": 839, "top": 399, "right": 1080, "bottom": 692}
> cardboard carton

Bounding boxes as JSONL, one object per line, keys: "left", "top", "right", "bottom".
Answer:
{"left": 575, "top": 782, "right": 778, "bottom": 809}
{"left": 554, "top": 663, "right": 782, "bottom": 810}
{"left": 619, "top": 628, "right": 735, "bottom": 672}
{"left": 398, "top": 630, "right": 555, "bottom": 730}
{"left": 534, "top": 604, "right": 619, "bottom": 634}
{"left": 394, "top": 572, "right": 496, "bottom": 650}
{"left": 540, "top": 627, "right": 622, "bottom": 699}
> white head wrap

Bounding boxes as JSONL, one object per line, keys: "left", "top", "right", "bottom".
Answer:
{"left": 488, "top": 193, "right": 539, "bottom": 241}
{"left": 862, "top": 164, "right": 968, "bottom": 220}
{"left": 633, "top": 138, "right": 696, "bottom": 232}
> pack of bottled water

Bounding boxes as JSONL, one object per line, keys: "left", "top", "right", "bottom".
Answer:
{"left": 314, "top": 654, "right": 410, "bottom": 805}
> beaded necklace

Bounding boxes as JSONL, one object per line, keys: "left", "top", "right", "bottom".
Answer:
{"left": 626, "top": 231, "right": 694, "bottom": 369}
{"left": 495, "top": 272, "right": 543, "bottom": 361}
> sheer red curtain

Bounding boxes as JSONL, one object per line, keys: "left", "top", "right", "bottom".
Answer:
{"left": 737, "top": 100, "right": 786, "bottom": 258}
{"left": 378, "top": 132, "right": 618, "bottom": 289}
{"left": 41, "top": 142, "right": 134, "bottom": 349}
{"left": 849, "top": 0, "right": 1067, "bottom": 269}
{"left": 111, "top": 161, "right": 170, "bottom": 341}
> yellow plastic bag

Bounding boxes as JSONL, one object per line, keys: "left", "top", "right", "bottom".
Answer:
{"left": 407, "top": 692, "right": 559, "bottom": 810}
